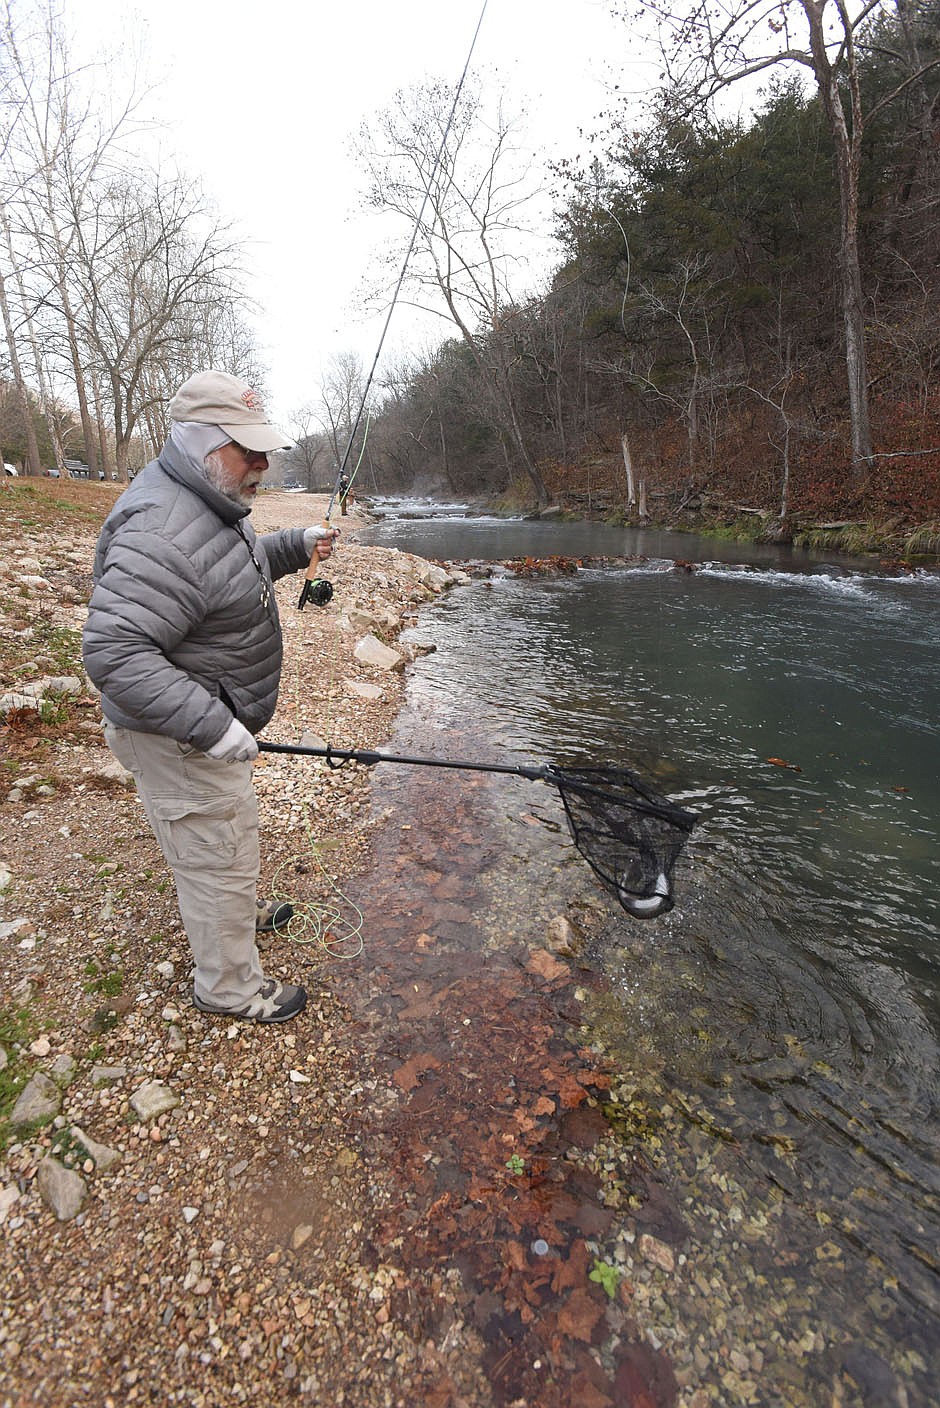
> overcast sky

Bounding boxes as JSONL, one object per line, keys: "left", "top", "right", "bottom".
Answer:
{"left": 66, "top": 0, "right": 658, "bottom": 427}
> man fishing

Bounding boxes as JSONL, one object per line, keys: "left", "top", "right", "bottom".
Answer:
{"left": 82, "top": 370, "right": 337, "bottom": 1023}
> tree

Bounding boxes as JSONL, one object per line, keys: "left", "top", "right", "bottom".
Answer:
{"left": 314, "top": 351, "right": 369, "bottom": 479}
{"left": 66, "top": 171, "right": 243, "bottom": 475}
{"left": 0, "top": 0, "right": 152, "bottom": 476}
{"left": 284, "top": 405, "right": 332, "bottom": 492}
{"left": 0, "top": 2, "right": 43, "bottom": 473}
{"left": 354, "top": 79, "right": 551, "bottom": 508}
{"left": 0, "top": 2, "right": 258, "bottom": 478}
{"left": 623, "top": 0, "right": 940, "bottom": 483}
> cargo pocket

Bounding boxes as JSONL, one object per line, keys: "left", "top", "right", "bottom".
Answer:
{"left": 151, "top": 795, "right": 240, "bottom": 871}
{"left": 102, "top": 723, "right": 140, "bottom": 778}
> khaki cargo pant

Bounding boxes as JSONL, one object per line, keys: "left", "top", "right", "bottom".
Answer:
{"left": 104, "top": 724, "right": 264, "bottom": 1009}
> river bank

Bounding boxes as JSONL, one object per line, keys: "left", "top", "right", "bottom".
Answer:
{"left": 474, "top": 483, "right": 940, "bottom": 566}
{"left": 0, "top": 484, "right": 499, "bottom": 1405}
{"left": 0, "top": 480, "right": 932, "bottom": 1407}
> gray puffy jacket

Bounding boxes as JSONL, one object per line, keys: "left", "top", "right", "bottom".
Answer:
{"left": 82, "top": 439, "right": 309, "bottom": 751}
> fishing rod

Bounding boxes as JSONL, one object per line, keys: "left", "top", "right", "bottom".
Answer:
{"left": 282, "top": 1, "right": 698, "bottom": 919}
{"left": 296, "top": 418, "right": 372, "bottom": 610}
{"left": 297, "top": 0, "right": 490, "bottom": 611}
{"left": 257, "top": 738, "right": 697, "bottom": 920}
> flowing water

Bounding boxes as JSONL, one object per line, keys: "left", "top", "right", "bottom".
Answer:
{"left": 357, "top": 502, "right": 940, "bottom": 1397}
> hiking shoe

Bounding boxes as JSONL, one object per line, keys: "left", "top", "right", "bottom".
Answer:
{"left": 255, "top": 899, "right": 294, "bottom": 933}
{"left": 193, "top": 978, "right": 307, "bottom": 1023}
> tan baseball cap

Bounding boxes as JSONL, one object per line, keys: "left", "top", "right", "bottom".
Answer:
{"left": 168, "top": 371, "right": 292, "bottom": 453}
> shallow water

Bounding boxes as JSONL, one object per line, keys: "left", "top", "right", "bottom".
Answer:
{"left": 358, "top": 506, "right": 940, "bottom": 1396}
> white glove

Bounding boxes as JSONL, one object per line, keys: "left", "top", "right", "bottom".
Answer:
{"left": 303, "top": 524, "right": 339, "bottom": 555}
{"left": 206, "top": 719, "right": 258, "bottom": 763}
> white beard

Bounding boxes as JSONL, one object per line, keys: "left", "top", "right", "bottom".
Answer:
{"left": 204, "top": 450, "right": 256, "bottom": 510}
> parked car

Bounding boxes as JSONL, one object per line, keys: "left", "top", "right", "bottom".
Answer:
{"left": 47, "top": 468, "right": 61, "bottom": 478}
{"left": 3, "top": 462, "right": 18, "bottom": 476}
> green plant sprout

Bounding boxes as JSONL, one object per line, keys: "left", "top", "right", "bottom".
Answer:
{"left": 505, "top": 1153, "right": 526, "bottom": 1177}
{"left": 589, "top": 1258, "right": 622, "bottom": 1299}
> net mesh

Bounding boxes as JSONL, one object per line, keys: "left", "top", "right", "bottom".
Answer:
{"left": 548, "top": 765, "right": 697, "bottom": 919}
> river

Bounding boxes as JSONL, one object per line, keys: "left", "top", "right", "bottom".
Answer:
{"left": 356, "top": 500, "right": 939, "bottom": 1404}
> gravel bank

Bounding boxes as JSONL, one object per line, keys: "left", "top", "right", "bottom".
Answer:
{"left": 0, "top": 490, "right": 491, "bottom": 1406}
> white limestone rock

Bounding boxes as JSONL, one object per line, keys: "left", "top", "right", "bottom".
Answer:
{"left": 37, "top": 1157, "right": 87, "bottom": 1220}
{"left": 353, "top": 634, "right": 405, "bottom": 672}
{"left": 11, "top": 1072, "right": 60, "bottom": 1126}
{"left": 130, "top": 1080, "right": 180, "bottom": 1122}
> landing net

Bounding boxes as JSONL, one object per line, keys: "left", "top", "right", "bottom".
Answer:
{"left": 546, "top": 764, "right": 697, "bottom": 919}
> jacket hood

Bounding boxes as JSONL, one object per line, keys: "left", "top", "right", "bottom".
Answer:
{"left": 157, "top": 436, "right": 249, "bottom": 527}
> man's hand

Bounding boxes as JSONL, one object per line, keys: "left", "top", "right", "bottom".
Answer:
{"left": 303, "top": 524, "right": 340, "bottom": 562}
{"left": 206, "top": 719, "right": 258, "bottom": 763}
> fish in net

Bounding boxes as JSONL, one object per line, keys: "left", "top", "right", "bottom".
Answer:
{"left": 545, "top": 764, "right": 697, "bottom": 919}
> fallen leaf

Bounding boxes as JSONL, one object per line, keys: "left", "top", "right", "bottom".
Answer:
{"left": 570, "top": 1373, "right": 614, "bottom": 1408}
{"left": 766, "top": 756, "right": 802, "bottom": 772}
{"left": 551, "top": 1239, "right": 591, "bottom": 1294}
{"left": 423, "top": 1381, "right": 455, "bottom": 1408}
{"left": 577, "top": 1070, "right": 612, "bottom": 1090}
{"left": 392, "top": 1052, "right": 441, "bottom": 1092}
{"left": 527, "top": 949, "right": 570, "bottom": 982}
{"left": 614, "top": 1343, "right": 680, "bottom": 1408}
{"left": 556, "top": 1286, "right": 605, "bottom": 1342}
{"left": 557, "top": 1073, "right": 588, "bottom": 1109}
{"left": 504, "top": 1241, "right": 526, "bottom": 1270}
{"left": 424, "top": 1385, "right": 455, "bottom": 1408}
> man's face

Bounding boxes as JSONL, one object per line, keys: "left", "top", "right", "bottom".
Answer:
{"left": 206, "top": 442, "right": 268, "bottom": 509}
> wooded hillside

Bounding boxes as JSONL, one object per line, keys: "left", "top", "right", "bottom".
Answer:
{"left": 333, "top": 1, "right": 940, "bottom": 534}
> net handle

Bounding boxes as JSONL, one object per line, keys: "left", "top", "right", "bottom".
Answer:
{"left": 258, "top": 739, "right": 549, "bottom": 782}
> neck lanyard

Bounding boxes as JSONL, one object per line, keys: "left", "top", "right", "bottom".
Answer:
{"left": 233, "top": 522, "right": 272, "bottom": 612}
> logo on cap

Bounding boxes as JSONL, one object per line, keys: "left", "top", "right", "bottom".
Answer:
{"left": 241, "top": 388, "right": 265, "bottom": 414}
